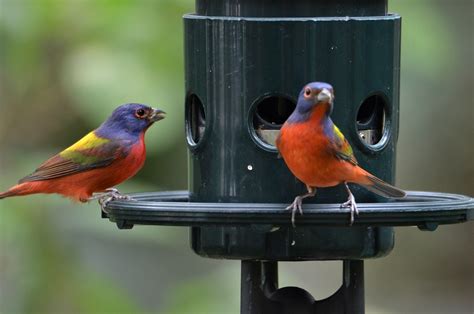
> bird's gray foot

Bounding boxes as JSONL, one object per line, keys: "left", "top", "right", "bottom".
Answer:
{"left": 89, "top": 188, "right": 134, "bottom": 213}
{"left": 341, "top": 183, "right": 359, "bottom": 225}
{"left": 285, "top": 186, "right": 316, "bottom": 227}
{"left": 286, "top": 196, "right": 304, "bottom": 227}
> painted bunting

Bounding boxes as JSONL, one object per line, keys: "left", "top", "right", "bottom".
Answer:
{"left": 277, "top": 82, "right": 405, "bottom": 225}
{"left": 0, "top": 103, "right": 165, "bottom": 211}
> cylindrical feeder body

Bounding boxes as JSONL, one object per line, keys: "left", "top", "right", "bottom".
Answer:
{"left": 185, "top": 0, "right": 400, "bottom": 260}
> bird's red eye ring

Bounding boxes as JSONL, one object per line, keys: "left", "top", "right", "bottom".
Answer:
{"left": 135, "top": 108, "right": 146, "bottom": 119}
{"left": 304, "top": 87, "right": 312, "bottom": 97}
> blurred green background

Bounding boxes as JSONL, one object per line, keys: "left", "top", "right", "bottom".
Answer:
{"left": 0, "top": 0, "right": 472, "bottom": 313}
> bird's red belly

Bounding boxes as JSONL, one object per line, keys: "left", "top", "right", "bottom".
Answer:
{"left": 35, "top": 145, "right": 146, "bottom": 201}
{"left": 285, "top": 154, "right": 354, "bottom": 187}
{"left": 278, "top": 125, "right": 356, "bottom": 188}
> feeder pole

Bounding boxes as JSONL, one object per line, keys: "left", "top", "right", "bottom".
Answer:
{"left": 241, "top": 260, "right": 364, "bottom": 314}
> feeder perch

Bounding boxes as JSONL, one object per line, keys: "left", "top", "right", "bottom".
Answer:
{"left": 103, "top": 0, "right": 474, "bottom": 313}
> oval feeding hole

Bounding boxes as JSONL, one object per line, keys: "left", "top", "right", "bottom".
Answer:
{"left": 252, "top": 95, "right": 296, "bottom": 149}
{"left": 185, "top": 93, "right": 206, "bottom": 147}
{"left": 356, "top": 94, "right": 387, "bottom": 147}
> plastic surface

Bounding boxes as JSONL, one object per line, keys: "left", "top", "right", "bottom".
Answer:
{"left": 104, "top": 190, "right": 473, "bottom": 260}
{"left": 184, "top": 14, "right": 401, "bottom": 205}
{"left": 104, "top": 190, "right": 474, "bottom": 228}
{"left": 196, "top": 0, "right": 387, "bottom": 17}
{"left": 183, "top": 0, "right": 403, "bottom": 264}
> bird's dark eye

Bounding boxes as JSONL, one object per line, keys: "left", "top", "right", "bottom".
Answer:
{"left": 304, "top": 87, "right": 312, "bottom": 97}
{"left": 135, "top": 108, "right": 146, "bottom": 118}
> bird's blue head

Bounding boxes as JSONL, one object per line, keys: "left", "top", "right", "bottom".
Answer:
{"left": 287, "top": 82, "right": 334, "bottom": 123}
{"left": 96, "top": 103, "right": 166, "bottom": 139}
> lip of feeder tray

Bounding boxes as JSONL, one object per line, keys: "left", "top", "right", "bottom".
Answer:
{"left": 103, "top": 190, "right": 474, "bottom": 230}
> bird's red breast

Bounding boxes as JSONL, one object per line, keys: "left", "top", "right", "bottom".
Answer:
{"left": 277, "top": 105, "right": 368, "bottom": 188}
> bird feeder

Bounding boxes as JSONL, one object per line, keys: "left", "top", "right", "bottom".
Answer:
{"left": 104, "top": 0, "right": 474, "bottom": 313}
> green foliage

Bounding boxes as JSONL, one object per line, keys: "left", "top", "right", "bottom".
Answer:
{"left": 391, "top": 0, "right": 453, "bottom": 77}
{"left": 164, "top": 266, "right": 240, "bottom": 314}
{"left": 1, "top": 1, "right": 193, "bottom": 313}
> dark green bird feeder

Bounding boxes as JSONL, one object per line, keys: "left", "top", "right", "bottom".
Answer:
{"left": 104, "top": 0, "right": 474, "bottom": 313}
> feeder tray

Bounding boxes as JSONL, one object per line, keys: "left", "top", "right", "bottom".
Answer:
{"left": 104, "top": 190, "right": 473, "bottom": 230}
{"left": 104, "top": 191, "right": 473, "bottom": 263}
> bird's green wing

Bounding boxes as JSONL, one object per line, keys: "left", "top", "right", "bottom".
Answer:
{"left": 330, "top": 124, "right": 358, "bottom": 166}
{"left": 19, "top": 131, "right": 123, "bottom": 183}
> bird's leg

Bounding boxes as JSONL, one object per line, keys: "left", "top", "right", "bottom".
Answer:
{"left": 88, "top": 188, "right": 134, "bottom": 213}
{"left": 340, "top": 182, "right": 359, "bottom": 225}
{"left": 286, "top": 185, "right": 316, "bottom": 227}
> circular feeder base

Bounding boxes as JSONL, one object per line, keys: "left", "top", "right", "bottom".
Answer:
{"left": 104, "top": 190, "right": 473, "bottom": 229}
{"left": 104, "top": 190, "right": 473, "bottom": 260}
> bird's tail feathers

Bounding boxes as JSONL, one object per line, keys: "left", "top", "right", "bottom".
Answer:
{"left": 0, "top": 190, "right": 16, "bottom": 199}
{"left": 361, "top": 175, "right": 406, "bottom": 199}
{"left": 0, "top": 184, "right": 35, "bottom": 200}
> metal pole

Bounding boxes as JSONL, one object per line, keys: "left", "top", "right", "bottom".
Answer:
{"left": 343, "top": 260, "right": 364, "bottom": 313}
{"left": 241, "top": 261, "right": 278, "bottom": 314}
{"left": 241, "top": 260, "right": 364, "bottom": 314}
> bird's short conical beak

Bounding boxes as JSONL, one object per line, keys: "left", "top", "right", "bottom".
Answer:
{"left": 317, "top": 88, "right": 333, "bottom": 103}
{"left": 149, "top": 108, "right": 166, "bottom": 122}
